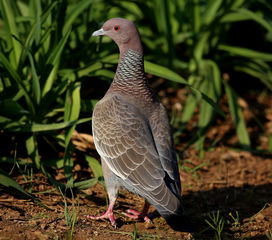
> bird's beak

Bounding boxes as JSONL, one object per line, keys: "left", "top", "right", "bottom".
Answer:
{"left": 92, "top": 28, "right": 106, "bottom": 37}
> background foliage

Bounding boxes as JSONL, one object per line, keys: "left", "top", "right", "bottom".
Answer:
{"left": 0, "top": 0, "right": 271, "bottom": 193}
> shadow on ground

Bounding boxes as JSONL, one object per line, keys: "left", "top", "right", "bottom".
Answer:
{"left": 182, "top": 183, "right": 272, "bottom": 239}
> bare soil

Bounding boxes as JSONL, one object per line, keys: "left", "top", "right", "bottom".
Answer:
{"left": 0, "top": 146, "right": 271, "bottom": 240}
{"left": 0, "top": 89, "right": 271, "bottom": 239}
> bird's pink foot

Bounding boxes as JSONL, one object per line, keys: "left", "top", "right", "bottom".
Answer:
{"left": 123, "top": 209, "right": 152, "bottom": 223}
{"left": 87, "top": 208, "right": 117, "bottom": 227}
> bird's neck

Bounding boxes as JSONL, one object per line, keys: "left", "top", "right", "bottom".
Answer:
{"left": 108, "top": 49, "right": 158, "bottom": 103}
{"left": 110, "top": 49, "right": 156, "bottom": 102}
{"left": 113, "top": 49, "right": 146, "bottom": 86}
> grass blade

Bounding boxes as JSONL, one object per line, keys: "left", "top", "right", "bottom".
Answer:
{"left": 42, "top": 28, "right": 71, "bottom": 96}
{"left": 0, "top": 0, "right": 21, "bottom": 67}
{"left": 235, "top": 8, "right": 272, "bottom": 32}
{"left": 27, "top": 52, "right": 41, "bottom": 105}
{"left": 63, "top": 0, "right": 94, "bottom": 34}
{"left": 64, "top": 82, "right": 81, "bottom": 123}
{"left": 2, "top": 117, "right": 91, "bottom": 132}
{"left": 224, "top": 83, "right": 251, "bottom": 148}
{"left": 192, "top": 0, "right": 201, "bottom": 32}
{"left": 46, "top": 27, "right": 71, "bottom": 65}
{"left": 19, "top": 1, "right": 58, "bottom": 64}
{"left": 153, "top": 0, "right": 174, "bottom": 65}
{"left": 0, "top": 168, "right": 33, "bottom": 198}
{"left": 180, "top": 94, "right": 198, "bottom": 124}
{"left": 203, "top": 0, "right": 223, "bottom": 25}
{"left": 144, "top": 60, "right": 188, "bottom": 84}
{"left": 73, "top": 178, "right": 98, "bottom": 190}
{"left": 190, "top": 87, "right": 225, "bottom": 117}
{"left": 86, "top": 156, "right": 103, "bottom": 184}
{"left": 26, "top": 135, "right": 41, "bottom": 169}
{"left": 63, "top": 82, "right": 81, "bottom": 185}
{"left": 235, "top": 65, "right": 272, "bottom": 91}
{"left": 0, "top": 52, "right": 35, "bottom": 114}
{"left": 0, "top": 99, "right": 28, "bottom": 116}
{"left": 219, "top": 44, "right": 272, "bottom": 61}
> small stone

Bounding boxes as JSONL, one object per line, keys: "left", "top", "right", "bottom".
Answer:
{"left": 255, "top": 213, "right": 265, "bottom": 222}
{"left": 144, "top": 220, "right": 155, "bottom": 229}
{"left": 74, "top": 164, "right": 81, "bottom": 171}
{"left": 250, "top": 231, "right": 258, "bottom": 237}
{"left": 40, "top": 223, "right": 47, "bottom": 230}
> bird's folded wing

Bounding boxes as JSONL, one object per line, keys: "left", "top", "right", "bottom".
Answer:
{"left": 93, "top": 94, "right": 164, "bottom": 183}
{"left": 149, "top": 104, "right": 181, "bottom": 195}
{"left": 92, "top": 95, "right": 180, "bottom": 212}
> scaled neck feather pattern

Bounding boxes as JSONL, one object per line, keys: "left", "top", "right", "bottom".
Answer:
{"left": 111, "top": 49, "right": 156, "bottom": 102}
{"left": 114, "top": 49, "right": 145, "bottom": 84}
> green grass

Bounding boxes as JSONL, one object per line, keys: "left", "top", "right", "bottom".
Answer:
{"left": 59, "top": 187, "right": 78, "bottom": 240}
{"left": 228, "top": 211, "right": 241, "bottom": 228}
{"left": 266, "top": 231, "right": 272, "bottom": 240}
{"left": 205, "top": 210, "right": 225, "bottom": 240}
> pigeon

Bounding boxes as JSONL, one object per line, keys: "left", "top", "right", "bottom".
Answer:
{"left": 89, "top": 18, "right": 192, "bottom": 232}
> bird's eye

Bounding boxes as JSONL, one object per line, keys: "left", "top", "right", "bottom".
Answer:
{"left": 114, "top": 25, "right": 120, "bottom": 31}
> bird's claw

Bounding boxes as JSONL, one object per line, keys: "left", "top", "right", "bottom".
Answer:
{"left": 87, "top": 210, "right": 117, "bottom": 227}
{"left": 122, "top": 209, "right": 152, "bottom": 224}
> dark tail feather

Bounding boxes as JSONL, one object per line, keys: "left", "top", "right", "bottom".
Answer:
{"left": 163, "top": 213, "right": 195, "bottom": 232}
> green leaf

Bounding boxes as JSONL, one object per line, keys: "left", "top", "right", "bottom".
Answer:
{"left": 221, "top": 12, "right": 253, "bottom": 23}
{"left": 190, "top": 87, "right": 225, "bottom": 117}
{"left": 63, "top": 0, "right": 94, "bottom": 34}
{"left": 26, "top": 135, "right": 41, "bottom": 169}
{"left": 194, "top": 32, "right": 210, "bottom": 60}
{"left": 39, "top": 80, "right": 69, "bottom": 118}
{"left": 27, "top": 52, "right": 41, "bottom": 105}
{"left": 0, "top": 0, "right": 21, "bottom": 67}
{"left": 43, "top": 158, "right": 64, "bottom": 169}
{"left": 192, "top": 0, "right": 201, "bottom": 32}
{"left": 153, "top": 0, "right": 174, "bottom": 65}
{"left": 64, "top": 82, "right": 81, "bottom": 123}
{"left": 63, "top": 141, "right": 74, "bottom": 186}
{"left": 268, "top": 134, "right": 272, "bottom": 152}
{"left": 2, "top": 117, "right": 91, "bottom": 132}
{"left": 86, "top": 156, "right": 103, "bottom": 180}
{"left": 73, "top": 178, "right": 98, "bottom": 190}
{"left": 42, "top": 28, "right": 71, "bottom": 96}
{"left": 235, "top": 64, "right": 272, "bottom": 91}
{"left": 229, "top": 0, "right": 246, "bottom": 9}
{"left": 203, "top": 0, "right": 223, "bottom": 25}
{"left": 224, "top": 83, "right": 251, "bottom": 148}
{"left": 94, "top": 69, "right": 115, "bottom": 79}
{"left": 64, "top": 82, "right": 81, "bottom": 157}
{"left": 235, "top": 8, "right": 272, "bottom": 32}
{"left": 0, "top": 99, "right": 28, "bottom": 116}
{"left": 19, "top": 1, "right": 58, "bottom": 65}
{"left": 198, "top": 59, "right": 222, "bottom": 128}
{"left": 219, "top": 44, "right": 272, "bottom": 61}
{"left": 63, "top": 81, "right": 81, "bottom": 185}
{"left": 198, "top": 88, "right": 214, "bottom": 129}
{"left": 32, "top": 0, "right": 42, "bottom": 44}
{"left": 0, "top": 168, "right": 33, "bottom": 198}
{"left": 0, "top": 52, "right": 35, "bottom": 114}
{"left": 180, "top": 94, "right": 198, "bottom": 124}
{"left": 144, "top": 60, "right": 188, "bottom": 84}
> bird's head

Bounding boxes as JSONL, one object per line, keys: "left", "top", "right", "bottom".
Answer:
{"left": 92, "top": 18, "right": 143, "bottom": 57}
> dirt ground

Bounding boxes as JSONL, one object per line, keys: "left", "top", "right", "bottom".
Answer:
{"left": 1, "top": 88, "right": 272, "bottom": 239}
{"left": 0, "top": 146, "right": 271, "bottom": 240}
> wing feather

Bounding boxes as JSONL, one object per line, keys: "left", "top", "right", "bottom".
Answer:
{"left": 92, "top": 94, "right": 180, "bottom": 213}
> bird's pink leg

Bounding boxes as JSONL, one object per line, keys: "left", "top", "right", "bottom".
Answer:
{"left": 123, "top": 200, "right": 151, "bottom": 223}
{"left": 87, "top": 197, "right": 117, "bottom": 227}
